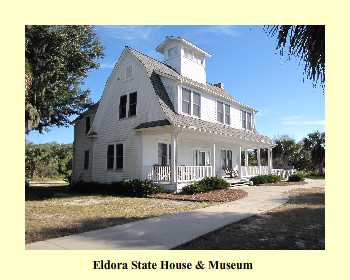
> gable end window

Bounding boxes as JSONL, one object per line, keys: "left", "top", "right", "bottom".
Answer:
{"left": 85, "top": 116, "right": 90, "bottom": 134}
{"left": 128, "top": 92, "right": 137, "bottom": 117}
{"left": 107, "top": 145, "right": 114, "bottom": 170}
{"left": 116, "top": 144, "right": 123, "bottom": 169}
{"left": 119, "top": 95, "right": 127, "bottom": 119}
{"left": 182, "top": 88, "right": 191, "bottom": 115}
{"left": 217, "top": 101, "right": 224, "bottom": 123}
{"left": 125, "top": 65, "right": 132, "bottom": 79}
{"left": 84, "top": 150, "right": 89, "bottom": 170}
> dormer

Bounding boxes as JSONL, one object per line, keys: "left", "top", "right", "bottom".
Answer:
{"left": 156, "top": 36, "right": 212, "bottom": 84}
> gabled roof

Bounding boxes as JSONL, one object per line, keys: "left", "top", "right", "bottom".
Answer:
{"left": 127, "top": 47, "right": 255, "bottom": 111}
{"left": 128, "top": 47, "right": 274, "bottom": 145}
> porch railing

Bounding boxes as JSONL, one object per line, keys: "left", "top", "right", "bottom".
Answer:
{"left": 241, "top": 166, "right": 270, "bottom": 177}
{"left": 145, "top": 165, "right": 171, "bottom": 182}
{"left": 271, "top": 169, "right": 296, "bottom": 180}
{"left": 144, "top": 165, "right": 213, "bottom": 183}
{"left": 177, "top": 166, "right": 213, "bottom": 182}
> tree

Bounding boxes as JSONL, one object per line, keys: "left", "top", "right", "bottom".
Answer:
{"left": 301, "top": 131, "right": 325, "bottom": 175}
{"left": 272, "top": 135, "right": 301, "bottom": 169}
{"left": 267, "top": 25, "right": 325, "bottom": 87}
{"left": 25, "top": 25, "right": 104, "bottom": 133}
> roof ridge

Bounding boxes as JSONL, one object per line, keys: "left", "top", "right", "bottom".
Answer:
{"left": 126, "top": 46, "right": 180, "bottom": 74}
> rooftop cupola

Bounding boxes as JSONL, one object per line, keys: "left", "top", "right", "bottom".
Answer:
{"left": 156, "top": 36, "right": 211, "bottom": 84}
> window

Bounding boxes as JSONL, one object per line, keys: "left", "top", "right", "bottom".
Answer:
{"left": 193, "top": 92, "right": 201, "bottom": 117}
{"left": 221, "top": 150, "right": 233, "bottom": 169}
{"left": 184, "top": 48, "right": 193, "bottom": 59}
{"left": 84, "top": 150, "right": 89, "bottom": 170}
{"left": 217, "top": 101, "right": 224, "bottom": 123}
{"left": 241, "top": 110, "right": 247, "bottom": 129}
{"left": 194, "top": 150, "right": 210, "bottom": 166}
{"left": 116, "top": 144, "right": 123, "bottom": 169}
{"left": 225, "top": 104, "right": 230, "bottom": 125}
{"left": 119, "top": 95, "right": 127, "bottom": 119}
{"left": 247, "top": 112, "right": 252, "bottom": 130}
{"left": 167, "top": 47, "right": 177, "bottom": 58}
{"left": 128, "top": 92, "right": 137, "bottom": 117}
{"left": 182, "top": 88, "right": 191, "bottom": 114}
{"left": 107, "top": 145, "right": 114, "bottom": 170}
{"left": 125, "top": 65, "right": 132, "bottom": 79}
{"left": 158, "top": 143, "right": 169, "bottom": 166}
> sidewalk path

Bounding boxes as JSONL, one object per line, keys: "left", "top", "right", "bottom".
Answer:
{"left": 26, "top": 179, "right": 324, "bottom": 250}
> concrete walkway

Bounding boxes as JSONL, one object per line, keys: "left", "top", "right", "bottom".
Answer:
{"left": 26, "top": 179, "right": 324, "bottom": 250}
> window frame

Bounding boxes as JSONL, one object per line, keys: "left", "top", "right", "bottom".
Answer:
{"left": 107, "top": 144, "right": 115, "bottom": 170}
{"left": 116, "top": 144, "right": 123, "bottom": 170}
{"left": 217, "top": 101, "right": 224, "bottom": 123}
{"left": 221, "top": 149, "right": 233, "bottom": 170}
{"left": 128, "top": 91, "right": 137, "bottom": 117}
{"left": 224, "top": 104, "right": 230, "bottom": 125}
{"left": 182, "top": 88, "right": 192, "bottom": 115}
{"left": 247, "top": 112, "right": 252, "bottom": 130}
{"left": 119, "top": 94, "right": 127, "bottom": 119}
{"left": 241, "top": 110, "right": 247, "bottom": 129}
{"left": 125, "top": 65, "right": 132, "bottom": 80}
{"left": 192, "top": 91, "right": 201, "bottom": 117}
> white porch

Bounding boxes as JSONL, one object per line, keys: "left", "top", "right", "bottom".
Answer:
{"left": 139, "top": 126, "right": 275, "bottom": 190}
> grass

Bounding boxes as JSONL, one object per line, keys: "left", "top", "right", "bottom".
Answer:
{"left": 25, "top": 184, "right": 215, "bottom": 244}
{"left": 175, "top": 187, "right": 325, "bottom": 250}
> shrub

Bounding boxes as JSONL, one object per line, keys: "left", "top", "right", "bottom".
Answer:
{"left": 250, "top": 175, "right": 281, "bottom": 185}
{"left": 288, "top": 172, "right": 305, "bottom": 182}
{"left": 70, "top": 179, "right": 161, "bottom": 197}
{"left": 181, "top": 176, "right": 230, "bottom": 194}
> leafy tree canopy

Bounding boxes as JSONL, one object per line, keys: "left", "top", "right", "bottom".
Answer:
{"left": 25, "top": 25, "right": 104, "bottom": 133}
{"left": 267, "top": 25, "right": 325, "bottom": 88}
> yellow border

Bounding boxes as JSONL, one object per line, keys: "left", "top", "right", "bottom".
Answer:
{"left": 1, "top": 0, "right": 348, "bottom": 278}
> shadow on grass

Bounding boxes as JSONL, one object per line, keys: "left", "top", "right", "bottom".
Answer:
{"left": 26, "top": 215, "right": 151, "bottom": 244}
{"left": 25, "top": 185, "right": 146, "bottom": 201}
{"left": 174, "top": 191, "right": 325, "bottom": 250}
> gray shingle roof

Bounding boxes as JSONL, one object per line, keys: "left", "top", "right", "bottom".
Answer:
{"left": 129, "top": 47, "right": 274, "bottom": 145}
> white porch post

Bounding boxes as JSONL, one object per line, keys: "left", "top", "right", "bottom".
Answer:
{"left": 244, "top": 149, "right": 249, "bottom": 167}
{"left": 238, "top": 146, "right": 242, "bottom": 178}
{"left": 212, "top": 143, "right": 216, "bottom": 177}
{"left": 170, "top": 131, "right": 178, "bottom": 184}
{"left": 268, "top": 147, "right": 273, "bottom": 173}
{"left": 257, "top": 148, "right": 261, "bottom": 174}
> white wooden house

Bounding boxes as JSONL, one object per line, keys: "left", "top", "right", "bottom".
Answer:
{"left": 72, "top": 36, "right": 276, "bottom": 191}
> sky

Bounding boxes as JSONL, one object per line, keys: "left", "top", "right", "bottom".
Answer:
{"left": 27, "top": 25, "right": 324, "bottom": 144}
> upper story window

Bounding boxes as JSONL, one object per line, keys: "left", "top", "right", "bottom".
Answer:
{"left": 241, "top": 110, "right": 253, "bottom": 130}
{"left": 85, "top": 116, "right": 91, "bottom": 134}
{"left": 217, "top": 101, "right": 224, "bottom": 123}
{"left": 125, "top": 65, "right": 132, "bottom": 79}
{"left": 119, "top": 95, "right": 127, "bottom": 119}
{"left": 218, "top": 101, "right": 230, "bottom": 125}
{"left": 247, "top": 112, "right": 252, "bottom": 130}
{"left": 119, "top": 92, "right": 137, "bottom": 119}
{"left": 241, "top": 110, "right": 247, "bottom": 129}
{"left": 182, "top": 88, "right": 191, "bottom": 115}
{"left": 182, "top": 88, "right": 201, "bottom": 117}
{"left": 167, "top": 47, "right": 177, "bottom": 58}
{"left": 193, "top": 92, "right": 201, "bottom": 117}
{"left": 225, "top": 104, "right": 230, "bottom": 125}
{"left": 128, "top": 92, "right": 137, "bottom": 117}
